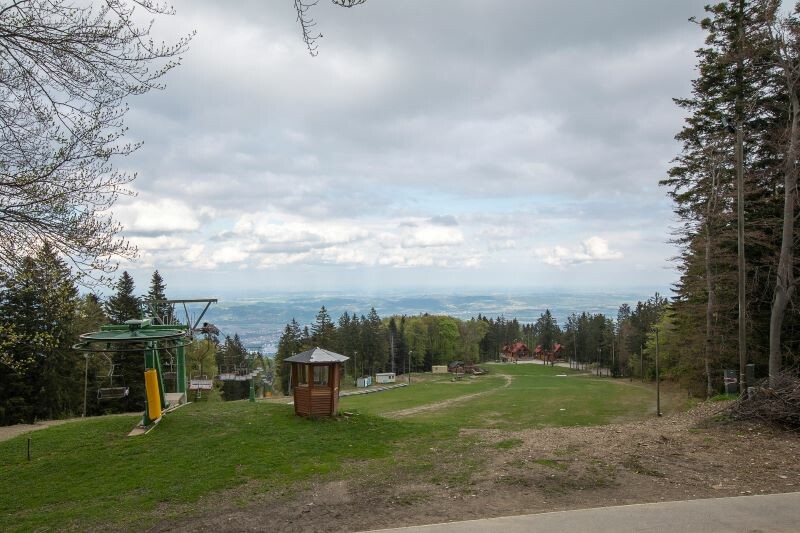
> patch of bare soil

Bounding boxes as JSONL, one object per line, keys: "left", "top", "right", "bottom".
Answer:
{"left": 152, "top": 402, "right": 800, "bottom": 533}
{"left": 385, "top": 374, "right": 514, "bottom": 418}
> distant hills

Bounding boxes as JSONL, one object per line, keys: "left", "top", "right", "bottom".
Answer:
{"left": 198, "top": 290, "right": 657, "bottom": 355}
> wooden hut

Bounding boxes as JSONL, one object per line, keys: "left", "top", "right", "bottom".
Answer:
{"left": 286, "top": 347, "right": 348, "bottom": 417}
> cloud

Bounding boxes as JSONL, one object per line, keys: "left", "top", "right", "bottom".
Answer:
{"left": 110, "top": 0, "right": 700, "bottom": 289}
{"left": 537, "top": 237, "right": 623, "bottom": 267}
{"left": 401, "top": 225, "right": 464, "bottom": 248}
{"left": 115, "top": 198, "right": 201, "bottom": 234}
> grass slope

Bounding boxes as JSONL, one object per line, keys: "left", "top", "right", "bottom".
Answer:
{"left": 0, "top": 403, "right": 410, "bottom": 531}
{"left": 0, "top": 364, "right": 657, "bottom": 531}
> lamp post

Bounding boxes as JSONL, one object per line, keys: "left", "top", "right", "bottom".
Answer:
{"left": 597, "top": 347, "right": 601, "bottom": 376}
{"left": 82, "top": 353, "right": 89, "bottom": 418}
{"left": 572, "top": 329, "right": 577, "bottom": 370}
{"left": 640, "top": 345, "right": 644, "bottom": 383}
{"left": 654, "top": 326, "right": 662, "bottom": 417}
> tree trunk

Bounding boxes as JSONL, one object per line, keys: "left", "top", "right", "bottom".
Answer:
{"left": 704, "top": 160, "right": 720, "bottom": 399}
{"left": 769, "top": 81, "right": 799, "bottom": 387}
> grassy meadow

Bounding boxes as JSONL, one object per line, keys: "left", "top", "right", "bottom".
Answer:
{"left": 0, "top": 363, "right": 665, "bottom": 531}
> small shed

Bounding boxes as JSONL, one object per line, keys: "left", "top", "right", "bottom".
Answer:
{"left": 376, "top": 372, "right": 396, "bottom": 384}
{"left": 286, "top": 347, "right": 349, "bottom": 417}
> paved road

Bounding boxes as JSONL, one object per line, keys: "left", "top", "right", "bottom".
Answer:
{"left": 370, "top": 492, "right": 800, "bottom": 533}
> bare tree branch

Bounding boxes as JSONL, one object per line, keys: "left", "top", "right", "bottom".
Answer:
{"left": 0, "top": 0, "right": 194, "bottom": 286}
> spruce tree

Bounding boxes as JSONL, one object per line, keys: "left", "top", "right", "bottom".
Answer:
{"left": 311, "top": 306, "right": 335, "bottom": 348}
{"left": 275, "top": 319, "right": 302, "bottom": 394}
{"left": 145, "top": 270, "right": 173, "bottom": 324}
{"left": 0, "top": 244, "right": 80, "bottom": 423}
{"left": 105, "top": 271, "right": 140, "bottom": 324}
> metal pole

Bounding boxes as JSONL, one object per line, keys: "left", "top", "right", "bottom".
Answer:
{"left": 597, "top": 348, "right": 601, "bottom": 376}
{"left": 656, "top": 327, "right": 662, "bottom": 417}
{"left": 611, "top": 338, "right": 615, "bottom": 378}
{"left": 735, "top": 0, "right": 747, "bottom": 396}
{"left": 82, "top": 354, "right": 89, "bottom": 418}
{"left": 641, "top": 345, "right": 644, "bottom": 383}
{"left": 408, "top": 350, "right": 412, "bottom": 385}
{"left": 177, "top": 340, "right": 186, "bottom": 394}
{"left": 573, "top": 329, "right": 577, "bottom": 370}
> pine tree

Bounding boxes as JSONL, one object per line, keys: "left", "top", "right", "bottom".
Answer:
{"left": 145, "top": 270, "right": 173, "bottom": 324}
{"left": 105, "top": 272, "right": 140, "bottom": 324}
{"left": 311, "top": 306, "right": 335, "bottom": 348}
{"left": 275, "top": 319, "right": 302, "bottom": 394}
{"left": 0, "top": 244, "right": 80, "bottom": 423}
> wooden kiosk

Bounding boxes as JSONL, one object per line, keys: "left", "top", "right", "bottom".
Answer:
{"left": 286, "top": 347, "right": 349, "bottom": 417}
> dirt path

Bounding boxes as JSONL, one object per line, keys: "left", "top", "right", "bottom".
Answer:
{"left": 385, "top": 374, "right": 514, "bottom": 418}
{"left": 0, "top": 413, "right": 139, "bottom": 442}
{"left": 0, "top": 419, "right": 76, "bottom": 442}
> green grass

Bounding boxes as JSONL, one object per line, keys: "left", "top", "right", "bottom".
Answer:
{"left": 340, "top": 373, "right": 503, "bottom": 415}
{"left": 0, "top": 402, "right": 412, "bottom": 532}
{"left": 0, "top": 363, "right": 661, "bottom": 531}
{"left": 375, "top": 364, "right": 654, "bottom": 430}
{"left": 709, "top": 393, "right": 738, "bottom": 402}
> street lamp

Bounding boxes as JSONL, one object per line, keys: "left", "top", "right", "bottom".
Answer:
{"left": 597, "top": 347, "right": 601, "bottom": 376}
{"left": 653, "top": 326, "right": 662, "bottom": 417}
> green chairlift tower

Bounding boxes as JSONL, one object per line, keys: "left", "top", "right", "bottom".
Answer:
{"left": 74, "top": 298, "right": 217, "bottom": 432}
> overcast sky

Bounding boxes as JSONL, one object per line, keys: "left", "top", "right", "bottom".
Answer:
{"left": 113, "top": 0, "right": 707, "bottom": 296}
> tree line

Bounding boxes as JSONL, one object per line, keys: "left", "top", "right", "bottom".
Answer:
{"left": 660, "top": 1, "right": 800, "bottom": 395}
{"left": 272, "top": 295, "right": 670, "bottom": 394}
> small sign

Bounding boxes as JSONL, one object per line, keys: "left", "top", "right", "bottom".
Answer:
{"left": 189, "top": 379, "right": 213, "bottom": 390}
{"left": 724, "top": 369, "right": 739, "bottom": 394}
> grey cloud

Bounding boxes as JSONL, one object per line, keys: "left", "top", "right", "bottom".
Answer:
{"left": 110, "top": 0, "right": 705, "bottom": 287}
{"left": 429, "top": 215, "right": 458, "bottom": 227}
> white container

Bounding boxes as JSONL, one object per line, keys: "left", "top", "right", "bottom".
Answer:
{"left": 375, "top": 372, "right": 396, "bottom": 384}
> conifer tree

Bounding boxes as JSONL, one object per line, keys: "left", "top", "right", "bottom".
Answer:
{"left": 105, "top": 271, "right": 140, "bottom": 324}
{"left": 0, "top": 244, "right": 80, "bottom": 423}
{"left": 145, "top": 270, "right": 173, "bottom": 324}
{"left": 275, "top": 319, "right": 302, "bottom": 394}
{"left": 311, "top": 306, "right": 335, "bottom": 348}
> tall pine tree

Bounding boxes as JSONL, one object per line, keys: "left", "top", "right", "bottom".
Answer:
{"left": 105, "top": 272, "right": 140, "bottom": 324}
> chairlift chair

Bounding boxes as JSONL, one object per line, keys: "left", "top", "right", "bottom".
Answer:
{"left": 97, "top": 354, "right": 129, "bottom": 400}
{"left": 163, "top": 352, "right": 178, "bottom": 381}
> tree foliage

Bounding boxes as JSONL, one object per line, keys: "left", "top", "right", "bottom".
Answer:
{"left": 0, "top": 0, "right": 192, "bottom": 283}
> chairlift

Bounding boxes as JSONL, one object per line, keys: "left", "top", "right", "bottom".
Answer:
{"left": 163, "top": 352, "right": 178, "bottom": 381}
{"left": 97, "top": 354, "right": 129, "bottom": 400}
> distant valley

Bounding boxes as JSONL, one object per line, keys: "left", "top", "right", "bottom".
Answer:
{"left": 197, "top": 290, "right": 658, "bottom": 355}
